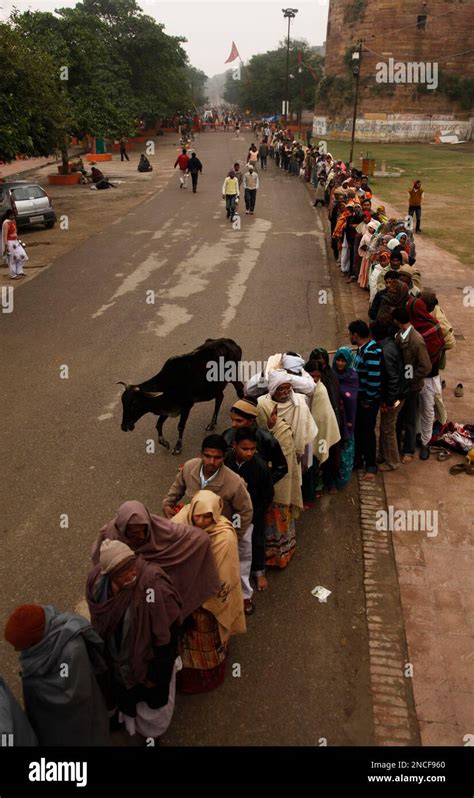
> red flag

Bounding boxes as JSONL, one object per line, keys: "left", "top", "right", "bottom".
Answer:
{"left": 225, "top": 41, "right": 241, "bottom": 64}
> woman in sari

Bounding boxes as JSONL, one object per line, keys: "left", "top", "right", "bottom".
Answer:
{"left": 171, "top": 491, "right": 245, "bottom": 694}
{"left": 332, "top": 347, "right": 359, "bottom": 488}
{"left": 256, "top": 399, "right": 303, "bottom": 567}
{"left": 2, "top": 210, "right": 28, "bottom": 279}
{"left": 358, "top": 219, "right": 380, "bottom": 289}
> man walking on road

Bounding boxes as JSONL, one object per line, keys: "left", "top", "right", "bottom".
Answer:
{"left": 174, "top": 148, "right": 189, "bottom": 188}
{"left": 258, "top": 139, "right": 269, "bottom": 171}
{"left": 187, "top": 151, "right": 203, "bottom": 193}
{"left": 119, "top": 136, "right": 129, "bottom": 162}
{"left": 222, "top": 170, "right": 240, "bottom": 220}
{"left": 243, "top": 165, "right": 259, "bottom": 215}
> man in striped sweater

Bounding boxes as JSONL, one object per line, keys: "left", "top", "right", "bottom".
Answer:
{"left": 349, "top": 320, "right": 382, "bottom": 480}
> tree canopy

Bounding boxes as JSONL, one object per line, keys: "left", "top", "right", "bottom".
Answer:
{"left": 223, "top": 41, "right": 323, "bottom": 116}
{"left": 1, "top": 0, "right": 207, "bottom": 162}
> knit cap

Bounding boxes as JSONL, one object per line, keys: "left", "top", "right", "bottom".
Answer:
{"left": 100, "top": 539, "right": 135, "bottom": 575}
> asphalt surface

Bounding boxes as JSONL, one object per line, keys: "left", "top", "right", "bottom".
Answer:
{"left": 0, "top": 130, "right": 373, "bottom": 745}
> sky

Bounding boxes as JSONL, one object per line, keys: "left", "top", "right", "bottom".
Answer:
{"left": 1, "top": 0, "right": 329, "bottom": 77}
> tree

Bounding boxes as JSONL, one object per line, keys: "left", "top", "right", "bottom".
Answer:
{"left": 0, "top": 23, "right": 69, "bottom": 163}
{"left": 223, "top": 41, "right": 323, "bottom": 118}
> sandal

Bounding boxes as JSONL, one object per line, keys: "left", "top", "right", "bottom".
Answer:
{"left": 438, "top": 450, "right": 452, "bottom": 461}
{"left": 244, "top": 599, "right": 255, "bottom": 615}
{"left": 454, "top": 383, "right": 464, "bottom": 397}
{"left": 401, "top": 454, "right": 413, "bottom": 464}
{"left": 256, "top": 575, "right": 269, "bottom": 592}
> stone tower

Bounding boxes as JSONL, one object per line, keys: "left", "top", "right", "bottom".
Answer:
{"left": 315, "top": 0, "right": 474, "bottom": 140}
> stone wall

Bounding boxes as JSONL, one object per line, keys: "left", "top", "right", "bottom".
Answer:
{"left": 321, "top": 0, "right": 474, "bottom": 116}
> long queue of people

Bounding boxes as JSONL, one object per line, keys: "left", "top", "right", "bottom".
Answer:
{"left": 0, "top": 137, "right": 460, "bottom": 751}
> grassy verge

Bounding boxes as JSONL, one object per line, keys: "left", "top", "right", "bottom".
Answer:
{"left": 320, "top": 140, "right": 474, "bottom": 267}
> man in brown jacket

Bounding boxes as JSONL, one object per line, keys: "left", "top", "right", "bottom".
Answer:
{"left": 393, "top": 307, "right": 432, "bottom": 463}
{"left": 162, "top": 434, "right": 255, "bottom": 614}
{"left": 162, "top": 434, "right": 252, "bottom": 531}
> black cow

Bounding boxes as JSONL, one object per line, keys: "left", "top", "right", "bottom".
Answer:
{"left": 118, "top": 338, "right": 244, "bottom": 454}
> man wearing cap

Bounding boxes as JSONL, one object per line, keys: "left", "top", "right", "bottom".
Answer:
{"left": 4, "top": 604, "right": 110, "bottom": 745}
{"left": 87, "top": 540, "right": 183, "bottom": 741}
{"left": 222, "top": 398, "right": 288, "bottom": 484}
{"left": 243, "top": 165, "right": 259, "bottom": 215}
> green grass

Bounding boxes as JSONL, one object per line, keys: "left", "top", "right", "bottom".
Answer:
{"left": 323, "top": 140, "right": 474, "bottom": 267}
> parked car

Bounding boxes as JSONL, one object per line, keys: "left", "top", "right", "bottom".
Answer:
{"left": 0, "top": 181, "right": 56, "bottom": 229}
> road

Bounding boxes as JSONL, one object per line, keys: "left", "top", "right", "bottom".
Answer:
{"left": 0, "top": 130, "right": 373, "bottom": 745}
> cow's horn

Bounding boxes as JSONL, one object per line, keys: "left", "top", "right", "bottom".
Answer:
{"left": 116, "top": 381, "right": 130, "bottom": 389}
{"left": 141, "top": 390, "right": 162, "bottom": 398}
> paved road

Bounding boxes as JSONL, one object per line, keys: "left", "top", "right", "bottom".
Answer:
{"left": 0, "top": 130, "right": 373, "bottom": 745}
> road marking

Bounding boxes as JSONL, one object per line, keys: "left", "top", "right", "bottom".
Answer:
{"left": 91, "top": 253, "right": 167, "bottom": 318}
{"left": 97, "top": 393, "right": 122, "bottom": 422}
{"left": 222, "top": 218, "right": 271, "bottom": 328}
{"left": 144, "top": 303, "right": 193, "bottom": 337}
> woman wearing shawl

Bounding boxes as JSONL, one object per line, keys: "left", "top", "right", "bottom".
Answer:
{"left": 171, "top": 491, "right": 245, "bottom": 694}
{"left": 256, "top": 400, "right": 303, "bottom": 567}
{"left": 332, "top": 348, "right": 359, "bottom": 488}
{"left": 368, "top": 251, "right": 391, "bottom": 305}
{"left": 301, "top": 360, "right": 341, "bottom": 504}
{"left": 374, "top": 205, "right": 388, "bottom": 224}
{"left": 308, "top": 346, "right": 343, "bottom": 489}
{"left": 91, "top": 500, "right": 221, "bottom": 620}
{"left": 358, "top": 218, "right": 379, "bottom": 289}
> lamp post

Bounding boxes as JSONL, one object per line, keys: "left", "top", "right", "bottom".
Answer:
{"left": 349, "top": 42, "right": 362, "bottom": 168}
{"left": 282, "top": 8, "right": 298, "bottom": 125}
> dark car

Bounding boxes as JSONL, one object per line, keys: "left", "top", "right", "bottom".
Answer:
{"left": 0, "top": 181, "right": 56, "bottom": 229}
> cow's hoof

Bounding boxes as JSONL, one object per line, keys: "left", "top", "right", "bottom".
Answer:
{"left": 159, "top": 439, "right": 170, "bottom": 450}
{"left": 172, "top": 446, "right": 182, "bottom": 456}
{"left": 205, "top": 422, "right": 216, "bottom": 431}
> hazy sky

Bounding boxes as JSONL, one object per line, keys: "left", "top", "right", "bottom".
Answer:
{"left": 1, "top": 0, "right": 329, "bottom": 77}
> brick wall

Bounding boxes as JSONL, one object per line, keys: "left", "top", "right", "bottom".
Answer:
{"left": 320, "top": 0, "right": 474, "bottom": 115}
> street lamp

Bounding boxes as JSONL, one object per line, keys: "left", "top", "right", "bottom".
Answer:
{"left": 282, "top": 8, "right": 298, "bottom": 125}
{"left": 349, "top": 43, "right": 362, "bottom": 167}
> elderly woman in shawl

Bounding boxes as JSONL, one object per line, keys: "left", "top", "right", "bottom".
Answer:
{"left": 256, "top": 400, "right": 302, "bottom": 568}
{"left": 87, "top": 541, "right": 183, "bottom": 741}
{"left": 332, "top": 347, "right": 359, "bottom": 488}
{"left": 171, "top": 491, "right": 245, "bottom": 694}
{"left": 91, "top": 500, "right": 220, "bottom": 621}
{"left": 301, "top": 360, "right": 341, "bottom": 504}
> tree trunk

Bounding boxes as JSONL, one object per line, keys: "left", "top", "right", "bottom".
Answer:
{"left": 61, "top": 137, "right": 69, "bottom": 175}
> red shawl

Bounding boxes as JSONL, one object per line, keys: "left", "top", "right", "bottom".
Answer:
{"left": 406, "top": 296, "right": 445, "bottom": 364}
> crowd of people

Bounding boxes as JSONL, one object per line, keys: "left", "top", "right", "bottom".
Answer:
{"left": 2, "top": 124, "right": 467, "bottom": 750}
